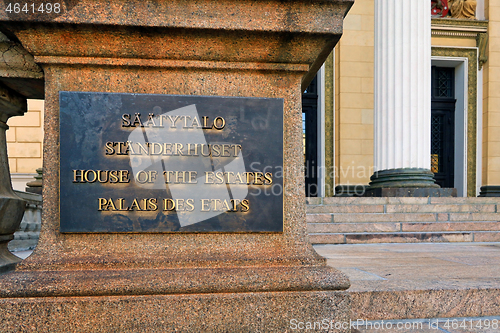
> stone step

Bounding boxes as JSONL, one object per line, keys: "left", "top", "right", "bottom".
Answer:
{"left": 317, "top": 243, "right": 500, "bottom": 324}
{"left": 307, "top": 203, "right": 498, "bottom": 214}
{"left": 309, "top": 231, "right": 500, "bottom": 244}
{"left": 306, "top": 197, "right": 500, "bottom": 205}
{"left": 307, "top": 212, "right": 500, "bottom": 222}
{"left": 307, "top": 204, "right": 385, "bottom": 214}
{"left": 308, "top": 221, "right": 500, "bottom": 234}
{"left": 306, "top": 198, "right": 500, "bottom": 244}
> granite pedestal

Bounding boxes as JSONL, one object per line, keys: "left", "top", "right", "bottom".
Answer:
{"left": 0, "top": 1, "right": 353, "bottom": 331}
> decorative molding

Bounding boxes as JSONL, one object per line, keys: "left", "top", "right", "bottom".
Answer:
{"left": 431, "top": 20, "right": 488, "bottom": 65}
{"left": 431, "top": 47, "right": 477, "bottom": 197}
{"left": 432, "top": 31, "right": 478, "bottom": 38}
{"left": 431, "top": 18, "right": 489, "bottom": 30}
{"left": 432, "top": 18, "right": 488, "bottom": 68}
{"left": 324, "top": 53, "right": 334, "bottom": 197}
{"left": 477, "top": 32, "right": 488, "bottom": 69}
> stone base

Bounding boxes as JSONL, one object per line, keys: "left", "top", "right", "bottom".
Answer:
{"left": 369, "top": 168, "right": 440, "bottom": 189}
{"left": 0, "top": 291, "right": 350, "bottom": 332}
{"left": 364, "top": 187, "right": 457, "bottom": 197}
{"left": 479, "top": 186, "right": 500, "bottom": 197}
{"left": 0, "top": 264, "right": 350, "bottom": 330}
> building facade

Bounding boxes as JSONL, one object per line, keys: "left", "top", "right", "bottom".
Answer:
{"left": 7, "top": 99, "right": 43, "bottom": 191}
{"left": 303, "top": 0, "right": 499, "bottom": 198}
{"left": 7, "top": 0, "right": 500, "bottom": 199}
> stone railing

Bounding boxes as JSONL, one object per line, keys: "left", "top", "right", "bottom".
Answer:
{"left": 7, "top": 190, "right": 42, "bottom": 252}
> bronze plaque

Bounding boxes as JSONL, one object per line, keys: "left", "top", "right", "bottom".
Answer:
{"left": 59, "top": 92, "right": 283, "bottom": 232}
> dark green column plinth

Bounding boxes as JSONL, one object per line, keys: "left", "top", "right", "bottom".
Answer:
{"left": 365, "top": 168, "right": 457, "bottom": 197}
{"left": 369, "top": 168, "right": 440, "bottom": 188}
{"left": 479, "top": 186, "right": 500, "bottom": 197}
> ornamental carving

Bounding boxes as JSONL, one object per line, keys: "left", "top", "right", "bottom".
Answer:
{"left": 432, "top": 0, "right": 477, "bottom": 19}
{"left": 431, "top": 0, "right": 450, "bottom": 17}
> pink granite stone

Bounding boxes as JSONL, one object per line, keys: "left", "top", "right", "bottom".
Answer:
{"left": 0, "top": 0, "right": 354, "bottom": 330}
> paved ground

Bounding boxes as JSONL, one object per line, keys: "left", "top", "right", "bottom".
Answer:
{"left": 315, "top": 242, "right": 500, "bottom": 292}
{"left": 13, "top": 243, "right": 500, "bottom": 332}
{"left": 314, "top": 242, "right": 500, "bottom": 332}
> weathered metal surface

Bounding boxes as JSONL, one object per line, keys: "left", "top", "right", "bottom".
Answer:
{"left": 60, "top": 91, "right": 284, "bottom": 232}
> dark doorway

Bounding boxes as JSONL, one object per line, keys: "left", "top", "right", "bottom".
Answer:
{"left": 431, "top": 66, "right": 456, "bottom": 188}
{"left": 302, "top": 76, "right": 318, "bottom": 197}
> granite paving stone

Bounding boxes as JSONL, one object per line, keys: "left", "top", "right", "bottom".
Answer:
{"left": 315, "top": 243, "right": 500, "bottom": 322}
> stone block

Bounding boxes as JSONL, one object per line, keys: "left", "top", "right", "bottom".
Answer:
{"left": 339, "top": 92, "right": 374, "bottom": 109}
{"left": 343, "top": 14, "right": 362, "bottom": 31}
{"left": 401, "top": 221, "right": 500, "bottom": 232}
{"left": 308, "top": 222, "right": 400, "bottom": 233}
{"left": 340, "top": 77, "right": 362, "bottom": 93}
{"left": 345, "top": 232, "right": 474, "bottom": 244}
{"left": 430, "top": 197, "right": 500, "bottom": 203}
{"left": 360, "top": 139, "right": 374, "bottom": 154}
{"left": 323, "top": 197, "right": 388, "bottom": 205}
{"left": 8, "top": 158, "right": 16, "bottom": 173}
{"left": 5, "top": 128, "right": 15, "bottom": 142}
{"left": 341, "top": 30, "right": 375, "bottom": 46}
{"left": 308, "top": 234, "right": 346, "bottom": 244}
{"left": 0, "top": 291, "right": 351, "bottom": 333}
{"left": 334, "top": 213, "right": 437, "bottom": 223}
{"left": 360, "top": 14, "right": 375, "bottom": 32}
{"left": 386, "top": 204, "right": 496, "bottom": 213}
{"left": 348, "top": 0, "right": 375, "bottom": 15}
{"left": 15, "top": 127, "right": 43, "bottom": 143}
{"left": 6, "top": 142, "right": 41, "bottom": 158}
{"left": 361, "top": 77, "right": 373, "bottom": 94}
{"left": 306, "top": 214, "right": 332, "bottom": 223}
{"left": 437, "top": 213, "right": 450, "bottom": 221}
{"left": 351, "top": 289, "right": 500, "bottom": 321}
{"left": 340, "top": 140, "right": 363, "bottom": 154}
{"left": 473, "top": 231, "right": 500, "bottom": 242}
{"left": 7, "top": 110, "right": 40, "bottom": 127}
{"left": 307, "top": 205, "right": 384, "bottom": 214}
{"left": 386, "top": 197, "right": 430, "bottom": 204}
{"left": 16, "top": 158, "right": 42, "bottom": 173}
{"left": 449, "top": 213, "right": 500, "bottom": 221}
{"left": 305, "top": 197, "right": 322, "bottom": 205}
{"left": 27, "top": 99, "right": 44, "bottom": 111}
{"left": 339, "top": 45, "right": 374, "bottom": 63}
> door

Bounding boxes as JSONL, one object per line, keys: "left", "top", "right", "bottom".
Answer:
{"left": 302, "top": 76, "right": 318, "bottom": 197}
{"left": 431, "top": 66, "right": 456, "bottom": 188}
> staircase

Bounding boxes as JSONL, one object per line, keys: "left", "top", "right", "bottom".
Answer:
{"left": 306, "top": 197, "right": 500, "bottom": 244}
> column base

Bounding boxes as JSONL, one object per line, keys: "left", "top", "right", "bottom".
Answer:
{"left": 369, "top": 168, "right": 440, "bottom": 188}
{"left": 365, "top": 168, "right": 448, "bottom": 197}
{"left": 478, "top": 186, "right": 500, "bottom": 197}
{"left": 364, "top": 187, "right": 457, "bottom": 197}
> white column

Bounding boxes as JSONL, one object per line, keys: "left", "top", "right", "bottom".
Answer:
{"left": 374, "top": 0, "right": 431, "bottom": 172}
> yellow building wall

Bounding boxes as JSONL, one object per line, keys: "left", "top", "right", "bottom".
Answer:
{"left": 6, "top": 99, "right": 44, "bottom": 176}
{"left": 484, "top": 0, "right": 500, "bottom": 185}
{"left": 335, "top": 0, "right": 375, "bottom": 186}
{"left": 431, "top": 36, "right": 478, "bottom": 47}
